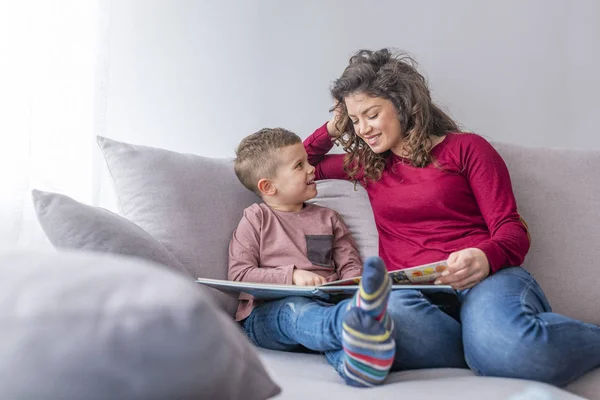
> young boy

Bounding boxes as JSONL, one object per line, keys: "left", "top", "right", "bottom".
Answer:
{"left": 229, "top": 127, "right": 396, "bottom": 387}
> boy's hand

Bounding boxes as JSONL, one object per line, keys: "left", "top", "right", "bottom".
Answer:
{"left": 293, "top": 270, "right": 327, "bottom": 286}
{"left": 435, "top": 248, "right": 490, "bottom": 290}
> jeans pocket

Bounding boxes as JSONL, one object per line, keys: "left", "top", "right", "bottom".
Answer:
{"left": 305, "top": 235, "right": 334, "bottom": 268}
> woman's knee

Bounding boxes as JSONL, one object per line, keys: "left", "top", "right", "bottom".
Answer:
{"left": 464, "top": 318, "right": 578, "bottom": 385}
{"left": 463, "top": 333, "right": 567, "bottom": 384}
{"left": 386, "top": 290, "right": 429, "bottom": 319}
{"left": 460, "top": 267, "right": 550, "bottom": 327}
{"left": 461, "top": 270, "right": 564, "bottom": 384}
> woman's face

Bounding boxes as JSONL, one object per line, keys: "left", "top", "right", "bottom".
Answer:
{"left": 344, "top": 93, "right": 403, "bottom": 155}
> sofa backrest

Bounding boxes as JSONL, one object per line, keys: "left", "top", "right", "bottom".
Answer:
{"left": 98, "top": 136, "right": 599, "bottom": 325}
{"left": 98, "top": 137, "right": 256, "bottom": 316}
{"left": 493, "top": 142, "right": 600, "bottom": 325}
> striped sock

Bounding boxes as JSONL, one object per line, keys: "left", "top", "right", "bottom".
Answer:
{"left": 341, "top": 308, "right": 396, "bottom": 387}
{"left": 349, "top": 256, "right": 393, "bottom": 333}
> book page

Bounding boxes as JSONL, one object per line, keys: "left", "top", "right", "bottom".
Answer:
{"left": 321, "top": 260, "right": 449, "bottom": 286}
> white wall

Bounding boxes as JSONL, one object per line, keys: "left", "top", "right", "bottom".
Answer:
{"left": 102, "top": 0, "right": 600, "bottom": 158}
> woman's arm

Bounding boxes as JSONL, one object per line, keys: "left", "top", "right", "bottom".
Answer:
{"left": 465, "top": 136, "right": 530, "bottom": 272}
{"left": 437, "top": 135, "right": 530, "bottom": 290}
{"left": 304, "top": 122, "right": 348, "bottom": 180}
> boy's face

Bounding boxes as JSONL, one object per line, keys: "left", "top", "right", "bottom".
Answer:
{"left": 268, "top": 143, "right": 317, "bottom": 207}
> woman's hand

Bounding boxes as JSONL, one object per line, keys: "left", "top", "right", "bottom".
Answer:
{"left": 293, "top": 269, "right": 327, "bottom": 286}
{"left": 435, "top": 248, "right": 490, "bottom": 290}
{"left": 326, "top": 102, "right": 346, "bottom": 138}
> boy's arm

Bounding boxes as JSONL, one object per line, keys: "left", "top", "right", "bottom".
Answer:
{"left": 228, "top": 210, "right": 295, "bottom": 285}
{"left": 331, "top": 213, "right": 363, "bottom": 280}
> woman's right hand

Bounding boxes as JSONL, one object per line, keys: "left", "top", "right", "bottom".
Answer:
{"left": 326, "top": 102, "right": 346, "bottom": 138}
{"left": 292, "top": 269, "right": 327, "bottom": 286}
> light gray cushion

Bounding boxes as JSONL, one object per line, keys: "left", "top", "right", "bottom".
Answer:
{"left": 97, "top": 136, "right": 260, "bottom": 315}
{"left": 258, "top": 349, "right": 582, "bottom": 400}
{"left": 32, "top": 189, "right": 190, "bottom": 277}
{"left": 308, "top": 180, "right": 378, "bottom": 260}
{"left": 97, "top": 137, "right": 378, "bottom": 314}
{"left": 0, "top": 251, "right": 280, "bottom": 400}
{"left": 493, "top": 142, "right": 600, "bottom": 325}
{"left": 565, "top": 367, "right": 600, "bottom": 400}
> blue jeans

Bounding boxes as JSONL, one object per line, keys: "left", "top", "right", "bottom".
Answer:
{"left": 241, "top": 296, "right": 351, "bottom": 375}
{"left": 242, "top": 267, "right": 600, "bottom": 386}
{"left": 387, "top": 267, "right": 600, "bottom": 386}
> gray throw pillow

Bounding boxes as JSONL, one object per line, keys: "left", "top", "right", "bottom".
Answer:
{"left": 32, "top": 189, "right": 191, "bottom": 277}
{"left": 97, "top": 136, "right": 260, "bottom": 315}
{"left": 0, "top": 251, "right": 280, "bottom": 400}
{"left": 308, "top": 179, "right": 378, "bottom": 260}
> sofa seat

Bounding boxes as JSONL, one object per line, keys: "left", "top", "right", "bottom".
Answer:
{"left": 258, "top": 349, "right": 596, "bottom": 399}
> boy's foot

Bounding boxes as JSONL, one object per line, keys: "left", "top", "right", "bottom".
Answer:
{"left": 341, "top": 307, "right": 396, "bottom": 387}
{"left": 350, "top": 256, "right": 393, "bottom": 332}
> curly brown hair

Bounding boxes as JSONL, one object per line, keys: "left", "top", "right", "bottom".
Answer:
{"left": 330, "top": 49, "right": 459, "bottom": 183}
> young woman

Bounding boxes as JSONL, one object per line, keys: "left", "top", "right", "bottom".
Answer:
{"left": 304, "top": 48, "right": 600, "bottom": 386}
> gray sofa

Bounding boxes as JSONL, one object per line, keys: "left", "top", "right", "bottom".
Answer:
{"left": 31, "top": 137, "right": 599, "bottom": 399}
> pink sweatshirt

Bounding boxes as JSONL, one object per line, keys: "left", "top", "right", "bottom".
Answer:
{"left": 304, "top": 123, "right": 530, "bottom": 274}
{"left": 228, "top": 202, "right": 363, "bottom": 321}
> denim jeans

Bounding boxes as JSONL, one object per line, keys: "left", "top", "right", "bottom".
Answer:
{"left": 241, "top": 296, "right": 350, "bottom": 375}
{"left": 387, "top": 266, "right": 600, "bottom": 386}
{"left": 242, "top": 267, "right": 600, "bottom": 386}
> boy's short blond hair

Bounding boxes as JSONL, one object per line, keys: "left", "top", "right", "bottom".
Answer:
{"left": 234, "top": 128, "right": 301, "bottom": 195}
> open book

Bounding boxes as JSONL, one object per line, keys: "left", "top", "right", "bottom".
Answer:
{"left": 197, "top": 260, "right": 454, "bottom": 301}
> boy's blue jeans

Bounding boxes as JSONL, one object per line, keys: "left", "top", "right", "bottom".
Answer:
{"left": 241, "top": 296, "right": 350, "bottom": 376}
{"left": 241, "top": 267, "right": 600, "bottom": 386}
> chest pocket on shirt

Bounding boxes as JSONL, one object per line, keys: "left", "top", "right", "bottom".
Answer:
{"left": 305, "top": 235, "right": 334, "bottom": 268}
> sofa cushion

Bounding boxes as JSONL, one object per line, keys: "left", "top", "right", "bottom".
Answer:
{"left": 565, "top": 367, "right": 600, "bottom": 400}
{"left": 97, "top": 136, "right": 260, "bottom": 315}
{"left": 258, "top": 349, "right": 588, "bottom": 399}
{"left": 32, "top": 189, "right": 190, "bottom": 277}
{"left": 97, "top": 138, "right": 379, "bottom": 315}
{"left": 0, "top": 251, "right": 280, "bottom": 400}
{"left": 493, "top": 142, "right": 600, "bottom": 325}
{"left": 307, "top": 179, "right": 378, "bottom": 259}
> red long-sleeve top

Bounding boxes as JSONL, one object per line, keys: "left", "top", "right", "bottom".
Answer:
{"left": 304, "top": 123, "right": 530, "bottom": 273}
